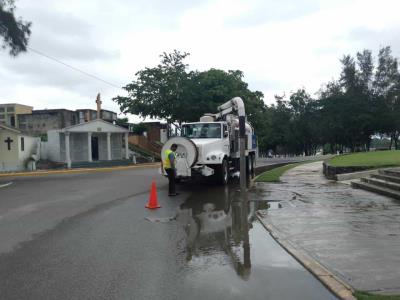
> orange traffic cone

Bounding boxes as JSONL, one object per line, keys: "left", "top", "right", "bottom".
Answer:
{"left": 146, "top": 179, "right": 161, "bottom": 209}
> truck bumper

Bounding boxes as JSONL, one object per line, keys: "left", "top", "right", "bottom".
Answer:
{"left": 192, "top": 165, "right": 215, "bottom": 177}
{"left": 162, "top": 165, "right": 215, "bottom": 179}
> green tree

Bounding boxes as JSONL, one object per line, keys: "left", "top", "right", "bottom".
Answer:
{"left": 267, "top": 95, "right": 292, "bottom": 154}
{"left": 337, "top": 52, "right": 376, "bottom": 151}
{"left": 114, "top": 50, "right": 192, "bottom": 124}
{"left": 373, "top": 46, "right": 400, "bottom": 149}
{"left": 131, "top": 123, "right": 147, "bottom": 135}
{"left": 317, "top": 81, "right": 348, "bottom": 153}
{"left": 115, "top": 117, "right": 129, "bottom": 127}
{"left": 188, "top": 69, "right": 268, "bottom": 145}
{"left": 114, "top": 51, "right": 269, "bottom": 149}
{"left": 0, "top": 0, "right": 31, "bottom": 56}
{"left": 288, "top": 89, "right": 319, "bottom": 155}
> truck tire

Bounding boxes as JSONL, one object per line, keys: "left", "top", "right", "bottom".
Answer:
{"left": 216, "top": 159, "right": 229, "bottom": 185}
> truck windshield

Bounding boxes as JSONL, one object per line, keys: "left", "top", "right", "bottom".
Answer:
{"left": 182, "top": 123, "right": 221, "bottom": 139}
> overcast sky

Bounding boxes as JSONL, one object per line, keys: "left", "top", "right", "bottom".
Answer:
{"left": 1, "top": 0, "right": 400, "bottom": 121}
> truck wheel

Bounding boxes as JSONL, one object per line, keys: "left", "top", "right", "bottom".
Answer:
{"left": 216, "top": 159, "right": 229, "bottom": 185}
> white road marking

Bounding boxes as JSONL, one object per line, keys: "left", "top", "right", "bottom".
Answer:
{"left": 0, "top": 182, "right": 13, "bottom": 189}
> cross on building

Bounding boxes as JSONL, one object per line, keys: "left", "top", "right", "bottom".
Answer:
{"left": 4, "top": 137, "right": 13, "bottom": 150}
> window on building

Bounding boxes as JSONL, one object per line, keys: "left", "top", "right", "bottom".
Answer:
{"left": 0, "top": 107, "right": 5, "bottom": 113}
{"left": 21, "top": 137, "right": 25, "bottom": 151}
{"left": 79, "top": 111, "right": 85, "bottom": 123}
{"left": 6, "top": 106, "right": 15, "bottom": 113}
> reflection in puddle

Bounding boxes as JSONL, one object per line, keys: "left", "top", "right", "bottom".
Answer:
{"left": 178, "top": 185, "right": 267, "bottom": 279}
{"left": 175, "top": 184, "right": 338, "bottom": 300}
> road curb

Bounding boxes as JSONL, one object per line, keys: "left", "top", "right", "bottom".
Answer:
{"left": 0, "top": 163, "right": 160, "bottom": 178}
{"left": 256, "top": 211, "right": 357, "bottom": 300}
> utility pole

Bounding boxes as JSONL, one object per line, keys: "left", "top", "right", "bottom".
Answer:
{"left": 239, "top": 113, "right": 246, "bottom": 193}
{"left": 217, "top": 97, "right": 247, "bottom": 193}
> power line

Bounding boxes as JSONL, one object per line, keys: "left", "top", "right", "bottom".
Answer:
{"left": 26, "top": 46, "right": 123, "bottom": 89}
{"left": 0, "top": 23, "right": 123, "bottom": 89}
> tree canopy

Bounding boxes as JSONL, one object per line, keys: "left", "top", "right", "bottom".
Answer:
{"left": 113, "top": 50, "right": 268, "bottom": 147}
{"left": 0, "top": 0, "right": 31, "bottom": 56}
{"left": 115, "top": 47, "right": 400, "bottom": 155}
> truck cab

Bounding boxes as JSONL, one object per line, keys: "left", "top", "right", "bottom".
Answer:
{"left": 181, "top": 122, "right": 230, "bottom": 166}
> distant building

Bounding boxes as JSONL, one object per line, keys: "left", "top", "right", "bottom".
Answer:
{"left": 143, "top": 122, "right": 168, "bottom": 144}
{"left": 18, "top": 109, "right": 77, "bottom": 136}
{"left": 17, "top": 108, "right": 118, "bottom": 136}
{"left": 128, "top": 122, "right": 167, "bottom": 155}
{"left": 0, "top": 124, "right": 40, "bottom": 172}
{"left": 76, "top": 109, "right": 117, "bottom": 124}
{"left": 0, "top": 103, "right": 33, "bottom": 128}
{"left": 44, "top": 119, "right": 129, "bottom": 168}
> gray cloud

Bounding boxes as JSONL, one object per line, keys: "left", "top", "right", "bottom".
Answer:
{"left": 29, "top": 33, "right": 120, "bottom": 61}
{"left": 2, "top": 0, "right": 400, "bottom": 116}
{"left": 225, "top": 0, "right": 321, "bottom": 27}
{"left": 0, "top": 1, "right": 122, "bottom": 100}
{"left": 21, "top": 6, "right": 120, "bottom": 61}
{"left": 345, "top": 27, "right": 400, "bottom": 58}
{"left": 0, "top": 51, "right": 122, "bottom": 98}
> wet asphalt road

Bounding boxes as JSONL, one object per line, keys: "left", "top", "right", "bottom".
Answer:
{"left": 0, "top": 165, "right": 337, "bottom": 300}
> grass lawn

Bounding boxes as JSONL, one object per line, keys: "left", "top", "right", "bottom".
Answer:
{"left": 355, "top": 291, "right": 400, "bottom": 300}
{"left": 329, "top": 150, "right": 400, "bottom": 168}
{"left": 255, "top": 162, "right": 304, "bottom": 182}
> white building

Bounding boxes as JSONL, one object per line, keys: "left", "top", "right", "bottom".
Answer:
{"left": 0, "top": 124, "right": 40, "bottom": 172}
{"left": 45, "top": 119, "right": 129, "bottom": 168}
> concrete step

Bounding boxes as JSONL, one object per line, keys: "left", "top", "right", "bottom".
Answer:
{"left": 351, "top": 180, "right": 400, "bottom": 200}
{"left": 371, "top": 174, "right": 400, "bottom": 184}
{"left": 361, "top": 177, "right": 400, "bottom": 191}
{"left": 379, "top": 169, "right": 400, "bottom": 178}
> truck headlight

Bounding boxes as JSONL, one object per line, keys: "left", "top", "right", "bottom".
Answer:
{"left": 211, "top": 155, "right": 217, "bottom": 160}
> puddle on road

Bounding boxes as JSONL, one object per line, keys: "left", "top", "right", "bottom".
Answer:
{"left": 175, "top": 184, "right": 285, "bottom": 278}
{"left": 172, "top": 183, "right": 338, "bottom": 300}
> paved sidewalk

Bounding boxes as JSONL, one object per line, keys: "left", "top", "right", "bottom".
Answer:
{"left": 256, "top": 162, "right": 400, "bottom": 295}
{"left": 0, "top": 163, "right": 159, "bottom": 178}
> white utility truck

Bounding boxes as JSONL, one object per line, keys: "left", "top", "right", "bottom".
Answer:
{"left": 161, "top": 97, "right": 257, "bottom": 185}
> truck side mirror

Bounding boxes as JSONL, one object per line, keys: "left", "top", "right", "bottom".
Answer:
{"left": 224, "top": 130, "right": 229, "bottom": 138}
